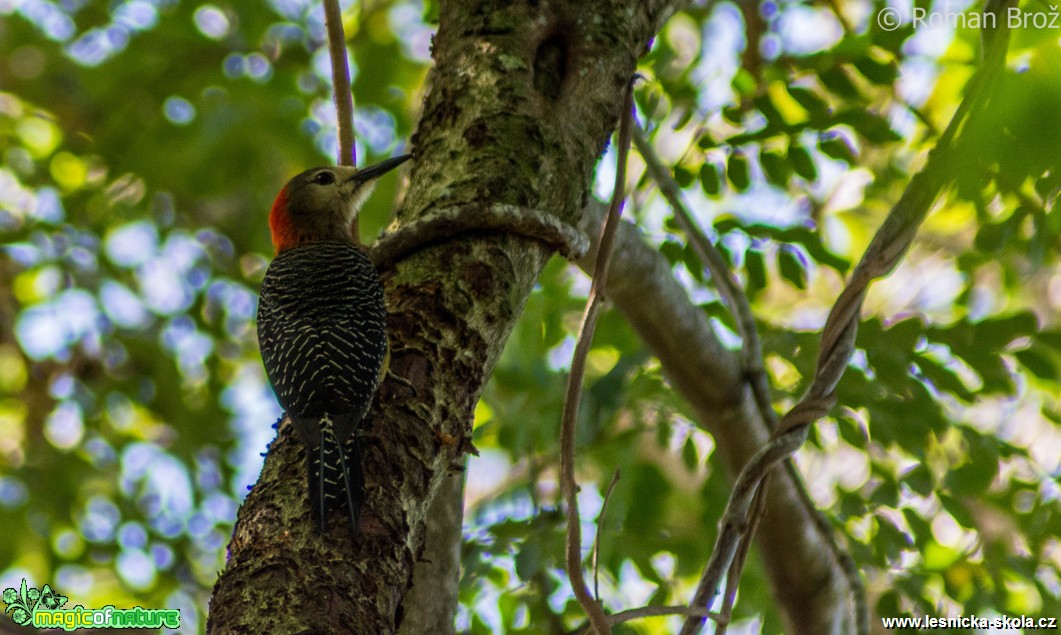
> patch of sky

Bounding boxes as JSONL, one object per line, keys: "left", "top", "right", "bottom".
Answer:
{"left": 138, "top": 260, "right": 190, "bottom": 314}
{"left": 194, "top": 449, "right": 224, "bottom": 491}
{"left": 193, "top": 4, "right": 229, "bottom": 40}
{"left": 80, "top": 494, "right": 121, "bottom": 543}
{"left": 694, "top": 3, "right": 743, "bottom": 113}
{"left": 15, "top": 288, "right": 101, "bottom": 360}
{"left": 117, "top": 548, "right": 155, "bottom": 590}
{"left": 150, "top": 543, "right": 174, "bottom": 570}
{"left": 547, "top": 335, "right": 575, "bottom": 372}
{"left": 112, "top": 0, "right": 157, "bottom": 31}
{"left": 163, "top": 96, "right": 196, "bottom": 125}
{"left": 117, "top": 521, "right": 149, "bottom": 550}
{"left": 100, "top": 280, "right": 149, "bottom": 329}
{"left": 66, "top": 26, "right": 124, "bottom": 66}
{"left": 0, "top": 170, "right": 44, "bottom": 225}
{"left": 83, "top": 436, "right": 117, "bottom": 467}
{"left": 161, "top": 316, "right": 213, "bottom": 380}
{"left": 388, "top": 0, "right": 433, "bottom": 62}
{"left": 164, "top": 590, "right": 200, "bottom": 634}
{"left": 105, "top": 221, "right": 157, "bottom": 268}
{"left": 355, "top": 106, "right": 399, "bottom": 155}
{"left": 44, "top": 400, "right": 83, "bottom": 450}
{"left": 120, "top": 443, "right": 193, "bottom": 531}
{"left": 774, "top": 3, "right": 843, "bottom": 55}
{"left": 222, "top": 366, "right": 282, "bottom": 495}
{"left": 32, "top": 187, "right": 65, "bottom": 222}
{"left": 898, "top": 57, "right": 939, "bottom": 106}
{"left": 12, "top": 0, "right": 76, "bottom": 41}
{"left": 266, "top": 0, "right": 313, "bottom": 21}
{"left": 62, "top": 0, "right": 163, "bottom": 65}
{"left": 902, "top": 0, "right": 971, "bottom": 57}
{"left": 0, "top": 477, "right": 29, "bottom": 507}
{"left": 53, "top": 566, "right": 92, "bottom": 597}
{"left": 195, "top": 228, "right": 235, "bottom": 261}
{"left": 202, "top": 491, "right": 237, "bottom": 524}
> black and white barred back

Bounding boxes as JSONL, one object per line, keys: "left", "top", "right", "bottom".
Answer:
{"left": 257, "top": 241, "right": 388, "bottom": 533}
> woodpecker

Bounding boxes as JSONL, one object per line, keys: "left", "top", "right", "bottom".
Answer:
{"left": 257, "top": 154, "right": 411, "bottom": 534}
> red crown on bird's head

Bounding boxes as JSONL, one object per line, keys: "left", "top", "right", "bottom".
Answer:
{"left": 268, "top": 184, "right": 299, "bottom": 254}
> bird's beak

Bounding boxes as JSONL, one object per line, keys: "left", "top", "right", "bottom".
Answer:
{"left": 346, "top": 154, "right": 413, "bottom": 186}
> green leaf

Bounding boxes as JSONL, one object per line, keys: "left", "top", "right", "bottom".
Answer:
{"left": 673, "top": 164, "right": 695, "bottom": 188}
{"left": 514, "top": 540, "right": 542, "bottom": 581}
{"left": 1014, "top": 347, "right": 1058, "bottom": 380}
{"left": 853, "top": 56, "right": 898, "bottom": 86}
{"left": 786, "top": 86, "right": 830, "bottom": 120}
{"left": 699, "top": 162, "right": 721, "bottom": 195}
{"left": 818, "top": 132, "right": 857, "bottom": 163}
{"left": 659, "top": 240, "right": 684, "bottom": 266}
{"left": 914, "top": 355, "right": 975, "bottom": 401}
{"left": 876, "top": 591, "right": 901, "bottom": 618}
{"left": 788, "top": 144, "right": 817, "bottom": 181}
{"left": 745, "top": 248, "right": 767, "bottom": 296}
{"left": 681, "top": 438, "right": 698, "bottom": 471}
{"left": 727, "top": 151, "right": 750, "bottom": 191}
{"left": 945, "top": 431, "right": 999, "bottom": 496}
{"left": 777, "top": 246, "right": 807, "bottom": 289}
{"left": 818, "top": 66, "right": 861, "bottom": 99}
{"left": 753, "top": 94, "right": 786, "bottom": 127}
{"left": 759, "top": 149, "right": 791, "bottom": 187}
{"left": 722, "top": 105, "right": 744, "bottom": 125}
{"left": 835, "top": 109, "right": 902, "bottom": 143}
{"left": 903, "top": 464, "right": 934, "bottom": 496}
{"left": 732, "top": 68, "right": 757, "bottom": 97}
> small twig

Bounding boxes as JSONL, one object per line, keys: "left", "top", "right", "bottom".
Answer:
{"left": 716, "top": 474, "right": 768, "bottom": 635}
{"left": 322, "top": 0, "right": 355, "bottom": 167}
{"left": 632, "top": 125, "right": 776, "bottom": 430}
{"left": 322, "top": 0, "right": 357, "bottom": 232}
{"left": 560, "top": 79, "right": 637, "bottom": 635}
{"left": 578, "top": 605, "right": 722, "bottom": 633}
{"left": 678, "top": 7, "right": 1015, "bottom": 632}
{"left": 593, "top": 467, "right": 622, "bottom": 601}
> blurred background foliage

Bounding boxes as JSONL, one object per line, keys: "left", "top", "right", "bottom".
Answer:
{"left": 0, "top": 0, "right": 1059, "bottom": 632}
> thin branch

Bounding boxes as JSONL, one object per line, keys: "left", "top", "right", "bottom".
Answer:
{"left": 715, "top": 473, "right": 768, "bottom": 635}
{"left": 632, "top": 125, "right": 776, "bottom": 429}
{"left": 578, "top": 605, "right": 721, "bottom": 633}
{"left": 322, "top": 0, "right": 357, "bottom": 232}
{"left": 560, "top": 80, "right": 637, "bottom": 635}
{"left": 678, "top": 6, "right": 1015, "bottom": 632}
{"left": 593, "top": 467, "right": 622, "bottom": 601}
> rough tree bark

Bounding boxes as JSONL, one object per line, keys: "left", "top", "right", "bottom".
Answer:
{"left": 207, "top": 1, "right": 682, "bottom": 632}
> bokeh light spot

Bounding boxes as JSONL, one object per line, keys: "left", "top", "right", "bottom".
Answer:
{"left": 163, "top": 96, "right": 196, "bottom": 125}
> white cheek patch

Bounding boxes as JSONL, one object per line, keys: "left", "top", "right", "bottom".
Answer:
{"left": 345, "top": 182, "right": 378, "bottom": 221}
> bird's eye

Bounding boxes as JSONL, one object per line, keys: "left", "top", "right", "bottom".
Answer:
{"left": 311, "top": 171, "right": 336, "bottom": 185}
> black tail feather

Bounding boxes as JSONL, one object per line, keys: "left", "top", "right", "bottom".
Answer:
{"left": 307, "top": 419, "right": 364, "bottom": 534}
{"left": 336, "top": 435, "right": 364, "bottom": 531}
{"left": 317, "top": 441, "right": 327, "bottom": 532}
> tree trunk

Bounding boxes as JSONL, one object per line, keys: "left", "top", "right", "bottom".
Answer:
{"left": 207, "top": 1, "right": 682, "bottom": 632}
